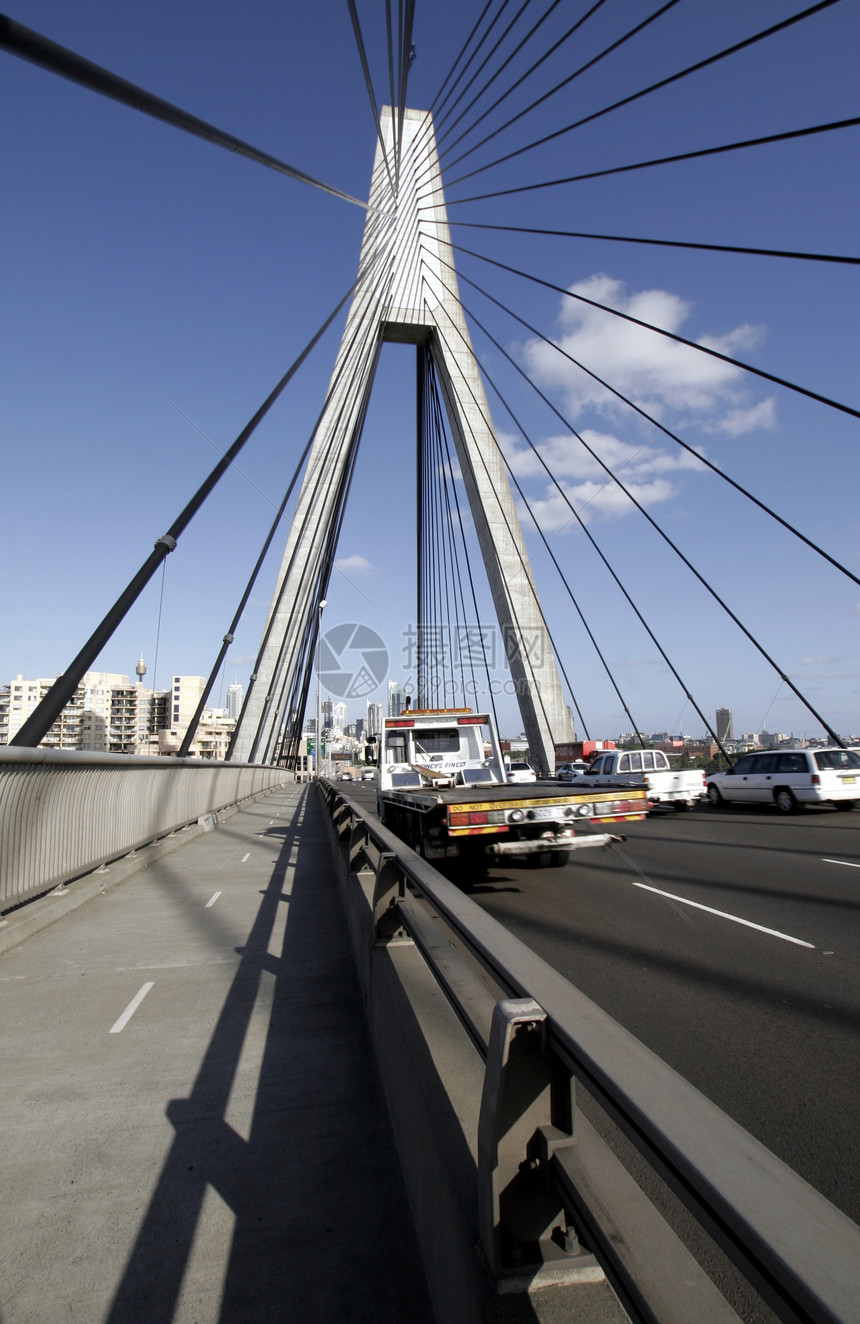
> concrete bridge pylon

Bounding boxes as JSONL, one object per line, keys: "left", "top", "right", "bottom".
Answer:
{"left": 231, "top": 107, "right": 574, "bottom": 772}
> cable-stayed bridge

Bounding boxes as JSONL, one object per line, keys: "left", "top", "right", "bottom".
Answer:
{"left": 2, "top": 4, "right": 860, "bottom": 1320}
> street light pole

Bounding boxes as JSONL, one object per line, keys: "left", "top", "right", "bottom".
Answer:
{"left": 316, "top": 599, "right": 327, "bottom": 779}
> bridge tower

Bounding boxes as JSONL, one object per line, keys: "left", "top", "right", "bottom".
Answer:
{"left": 231, "top": 107, "right": 574, "bottom": 771}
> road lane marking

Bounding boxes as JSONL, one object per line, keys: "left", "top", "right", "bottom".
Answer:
{"left": 205, "top": 891, "right": 221, "bottom": 908}
{"left": 241, "top": 852, "right": 251, "bottom": 862}
{"left": 110, "top": 982, "right": 154, "bottom": 1033}
{"left": 632, "top": 883, "right": 815, "bottom": 948}
{"left": 823, "top": 858, "right": 860, "bottom": 869}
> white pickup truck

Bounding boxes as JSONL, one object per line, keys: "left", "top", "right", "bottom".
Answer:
{"left": 579, "top": 749, "right": 705, "bottom": 811}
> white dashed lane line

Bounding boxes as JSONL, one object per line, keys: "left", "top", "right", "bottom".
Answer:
{"left": 109, "top": 982, "right": 154, "bottom": 1033}
{"left": 632, "top": 883, "right": 815, "bottom": 948}
{"left": 823, "top": 858, "right": 860, "bottom": 869}
{"left": 205, "top": 891, "right": 221, "bottom": 908}
{"left": 241, "top": 853, "right": 251, "bottom": 863}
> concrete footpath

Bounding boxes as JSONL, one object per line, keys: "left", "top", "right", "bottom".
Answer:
{"left": 0, "top": 785, "right": 434, "bottom": 1323}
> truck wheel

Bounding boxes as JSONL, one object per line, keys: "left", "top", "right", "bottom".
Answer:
{"left": 527, "top": 849, "right": 556, "bottom": 869}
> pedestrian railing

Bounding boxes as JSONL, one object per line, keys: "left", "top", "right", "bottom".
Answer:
{"left": 0, "top": 748, "right": 290, "bottom": 910}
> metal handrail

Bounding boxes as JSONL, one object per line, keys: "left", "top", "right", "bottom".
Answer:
{"left": 320, "top": 782, "right": 860, "bottom": 1323}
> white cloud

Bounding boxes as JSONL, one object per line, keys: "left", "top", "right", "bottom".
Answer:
{"left": 519, "top": 476, "right": 677, "bottom": 533}
{"left": 334, "top": 554, "right": 377, "bottom": 576}
{"left": 522, "top": 274, "right": 774, "bottom": 437}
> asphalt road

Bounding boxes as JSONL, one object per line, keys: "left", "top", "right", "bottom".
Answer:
{"left": 350, "top": 779, "right": 860, "bottom": 1226}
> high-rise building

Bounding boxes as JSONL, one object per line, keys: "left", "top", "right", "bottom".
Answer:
{"left": 333, "top": 700, "right": 348, "bottom": 730}
{"left": 388, "top": 681, "right": 407, "bottom": 717}
{"left": 226, "top": 682, "right": 244, "bottom": 721}
{"left": 716, "top": 707, "right": 734, "bottom": 743}
{"left": 366, "top": 702, "right": 383, "bottom": 736}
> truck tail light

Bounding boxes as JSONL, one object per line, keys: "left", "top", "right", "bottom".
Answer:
{"left": 457, "top": 716, "right": 483, "bottom": 725}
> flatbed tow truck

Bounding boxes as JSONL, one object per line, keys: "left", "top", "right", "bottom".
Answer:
{"left": 373, "top": 708, "right": 646, "bottom": 868}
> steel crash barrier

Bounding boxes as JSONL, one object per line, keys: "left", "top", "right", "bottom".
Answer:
{"left": 0, "top": 748, "right": 291, "bottom": 911}
{"left": 318, "top": 781, "right": 860, "bottom": 1324}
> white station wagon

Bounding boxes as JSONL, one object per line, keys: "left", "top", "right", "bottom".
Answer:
{"left": 706, "top": 747, "right": 860, "bottom": 813}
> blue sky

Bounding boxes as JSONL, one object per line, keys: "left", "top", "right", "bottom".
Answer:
{"left": 2, "top": 0, "right": 859, "bottom": 741}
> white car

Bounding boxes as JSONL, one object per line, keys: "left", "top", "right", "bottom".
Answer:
{"left": 506, "top": 760, "right": 536, "bottom": 784}
{"left": 706, "top": 747, "right": 860, "bottom": 813}
{"left": 556, "top": 762, "right": 589, "bottom": 781}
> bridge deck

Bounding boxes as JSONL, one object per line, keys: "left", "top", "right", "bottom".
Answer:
{"left": 0, "top": 785, "right": 434, "bottom": 1323}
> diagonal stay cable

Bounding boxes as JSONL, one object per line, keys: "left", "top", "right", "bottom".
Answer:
{"left": 427, "top": 276, "right": 746, "bottom": 756}
{"left": 452, "top": 278, "right": 847, "bottom": 748}
{"left": 346, "top": 0, "right": 397, "bottom": 198}
{"left": 429, "top": 0, "right": 497, "bottom": 113}
{"left": 433, "top": 0, "right": 566, "bottom": 149}
{"left": 11, "top": 276, "right": 362, "bottom": 750}
{"left": 448, "top": 239, "right": 860, "bottom": 423}
{"left": 443, "top": 0, "right": 840, "bottom": 186}
{"left": 427, "top": 302, "right": 580, "bottom": 745}
{"left": 449, "top": 220, "right": 860, "bottom": 267}
{"left": 446, "top": 252, "right": 860, "bottom": 590}
{"left": 440, "top": 0, "right": 680, "bottom": 172}
{"left": 446, "top": 113, "right": 860, "bottom": 204}
{"left": 433, "top": 0, "right": 514, "bottom": 126}
{"left": 434, "top": 0, "right": 536, "bottom": 137}
{"left": 0, "top": 13, "right": 367, "bottom": 209}
{"left": 427, "top": 359, "right": 481, "bottom": 706}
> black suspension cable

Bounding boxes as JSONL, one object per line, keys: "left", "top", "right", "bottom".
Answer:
{"left": 178, "top": 423, "right": 321, "bottom": 756}
{"left": 443, "top": 0, "right": 839, "bottom": 186}
{"left": 429, "top": 280, "right": 726, "bottom": 753}
{"left": 434, "top": 0, "right": 566, "bottom": 149}
{"left": 430, "top": 401, "right": 460, "bottom": 703}
{"left": 427, "top": 361, "right": 479, "bottom": 705}
{"left": 439, "top": 0, "right": 680, "bottom": 172}
{"left": 429, "top": 0, "right": 497, "bottom": 113}
{"left": 445, "top": 252, "right": 860, "bottom": 591}
{"left": 0, "top": 14, "right": 367, "bottom": 209}
{"left": 13, "top": 277, "right": 361, "bottom": 750}
{"left": 448, "top": 239, "right": 860, "bottom": 423}
{"left": 261, "top": 339, "right": 382, "bottom": 765}
{"left": 449, "top": 220, "right": 860, "bottom": 267}
{"left": 427, "top": 311, "right": 571, "bottom": 747}
{"left": 454, "top": 281, "right": 846, "bottom": 749}
{"left": 445, "top": 114, "right": 860, "bottom": 203}
{"left": 345, "top": 0, "right": 397, "bottom": 198}
{"left": 426, "top": 313, "right": 610, "bottom": 745}
{"left": 426, "top": 350, "right": 500, "bottom": 730}
{"left": 243, "top": 306, "right": 387, "bottom": 762}
{"left": 229, "top": 152, "right": 404, "bottom": 751}
{"left": 432, "top": 0, "right": 514, "bottom": 126}
{"left": 434, "top": 0, "right": 536, "bottom": 136}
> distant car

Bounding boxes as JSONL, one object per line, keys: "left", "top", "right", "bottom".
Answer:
{"left": 338, "top": 771, "right": 354, "bottom": 781}
{"left": 706, "top": 747, "right": 860, "bottom": 813}
{"left": 506, "top": 760, "right": 536, "bottom": 784}
{"left": 556, "top": 762, "right": 589, "bottom": 782}
{"left": 360, "top": 768, "right": 376, "bottom": 781}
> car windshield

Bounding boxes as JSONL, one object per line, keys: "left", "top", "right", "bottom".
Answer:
{"left": 815, "top": 749, "right": 860, "bottom": 771}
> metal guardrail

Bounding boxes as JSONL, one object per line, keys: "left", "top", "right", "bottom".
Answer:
{"left": 320, "top": 782, "right": 860, "bottom": 1324}
{"left": 0, "top": 748, "right": 290, "bottom": 910}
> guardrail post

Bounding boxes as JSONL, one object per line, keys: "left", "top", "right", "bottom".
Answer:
{"left": 477, "top": 998, "right": 598, "bottom": 1288}
{"left": 372, "top": 853, "right": 406, "bottom": 940}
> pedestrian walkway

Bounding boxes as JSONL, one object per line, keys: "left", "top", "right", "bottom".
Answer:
{"left": 0, "top": 785, "right": 434, "bottom": 1323}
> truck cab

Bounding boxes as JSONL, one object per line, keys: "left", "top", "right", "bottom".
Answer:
{"left": 379, "top": 709, "right": 506, "bottom": 792}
